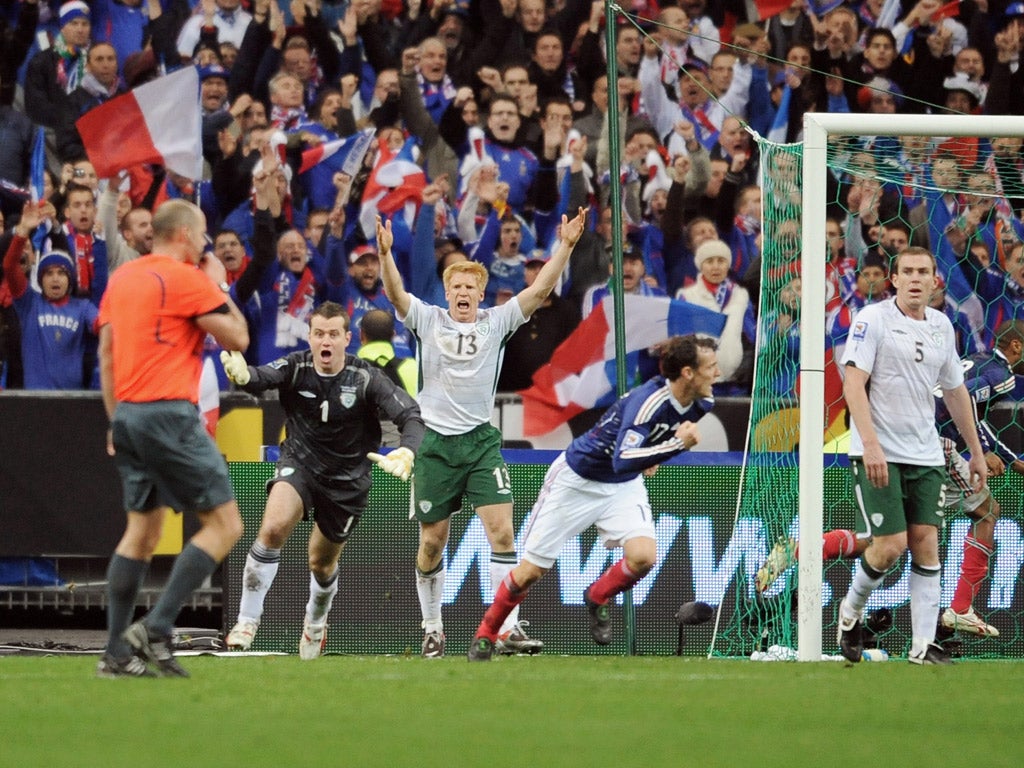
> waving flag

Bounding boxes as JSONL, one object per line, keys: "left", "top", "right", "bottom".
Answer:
{"left": 933, "top": 0, "right": 962, "bottom": 20}
{"left": 76, "top": 66, "right": 201, "bottom": 179}
{"left": 359, "top": 137, "right": 426, "bottom": 238}
{"left": 29, "top": 127, "right": 51, "bottom": 252}
{"left": 806, "top": 0, "right": 847, "bottom": 14}
{"left": 875, "top": 0, "right": 901, "bottom": 29}
{"left": 30, "top": 128, "right": 46, "bottom": 202}
{"left": 299, "top": 128, "right": 374, "bottom": 175}
{"left": 754, "top": 0, "right": 795, "bottom": 19}
{"left": 519, "top": 295, "right": 728, "bottom": 436}
{"left": 766, "top": 83, "right": 792, "bottom": 144}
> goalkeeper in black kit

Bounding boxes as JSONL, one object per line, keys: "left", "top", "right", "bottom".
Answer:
{"left": 223, "top": 301, "right": 424, "bottom": 658}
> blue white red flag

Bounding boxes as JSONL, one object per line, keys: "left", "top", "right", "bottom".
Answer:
{"left": 298, "top": 128, "right": 374, "bottom": 175}
{"left": 766, "top": 83, "right": 792, "bottom": 144}
{"left": 359, "top": 137, "right": 426, "bottom": 238}
{"left": 519, "top": 295, "right": 728, "bottom": 435}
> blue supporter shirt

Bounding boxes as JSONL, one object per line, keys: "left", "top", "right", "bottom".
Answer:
{"left": 15, "top": 291, "right": 99, "bottom": 389}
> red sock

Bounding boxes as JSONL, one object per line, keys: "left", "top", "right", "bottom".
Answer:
{"left": 476, "top": 574, "right": 527, "bottom": 640}
{"left": 587, "top": 558, "right": 641, "bottom": 605}
{"left": 822, "top": 530, "right": 857, "bottom": 561}
{"left": 950, "top": 534, "right": 994, "bottom": 614}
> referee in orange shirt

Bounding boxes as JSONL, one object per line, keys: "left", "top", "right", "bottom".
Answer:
{"left": 96, "top": 199, "right": 249, "bottom": 678}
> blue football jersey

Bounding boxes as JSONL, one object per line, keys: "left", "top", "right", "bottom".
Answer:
{"left": 566, "top": 376, "right": 713, "bottom": 483}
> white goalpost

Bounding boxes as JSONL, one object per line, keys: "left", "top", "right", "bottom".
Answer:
{"left": 797, "top": 112, "right": 1024, "bottom": 661}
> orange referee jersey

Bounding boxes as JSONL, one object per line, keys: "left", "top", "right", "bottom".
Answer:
{"left": 98, "top": 255, "right": 228, "bottom": 403}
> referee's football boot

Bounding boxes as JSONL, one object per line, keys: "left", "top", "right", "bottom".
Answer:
{"left": 908, "top": 642, "right": 953, "bottom": 665}
{"left": 836, "top": 600, "right": 863, "bottom": 664}
{"left": 583, "top": 586, "right": 612, "bottom": 645}
{"left": 495, "top": 620, "right": 544, "bottom": 655}
{"left": 467, "top": 636, "right": 494, "bottom": 662}
{"left": 95, "top": 652, "right": 156, "bottom": 678}
{"left": 123, "top": 621, "right": 190, "bottom": 678}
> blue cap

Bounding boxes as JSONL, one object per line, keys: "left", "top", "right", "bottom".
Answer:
{"left": 198, "top": 64, "right": 229, "bottom": 82}
{"left": 37, "top": 250, "right": 77, "bottom": 291}
{"left": 1006, "top": 1, "right": 1024, "bottom": 15}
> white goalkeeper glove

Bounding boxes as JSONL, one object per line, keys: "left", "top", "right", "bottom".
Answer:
{"left": 367, "top": 447, "right": 415, "bottom": 482}
{"left": 220, "top": 350, "right": 251, "bottom": 385}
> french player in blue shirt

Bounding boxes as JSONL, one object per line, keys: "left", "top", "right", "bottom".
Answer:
{"left": 467, "top": 335, "right": 721, "bottom": 660}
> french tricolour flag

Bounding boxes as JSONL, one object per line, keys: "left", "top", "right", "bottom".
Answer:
{"left": 518, "top": 295, "right": 728, "bottom": 436}
{"left": 299, "top": 128, "right": 375, "bottom": 175}
{"left": 359, "top": 137, "right": 426, "bottom": 238}
{"left": 76, "top": 67, "right": 202, "bottom": 180}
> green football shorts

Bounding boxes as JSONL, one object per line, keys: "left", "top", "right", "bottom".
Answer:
{"left": 411, "top": 424, "right": 513, "bottom": 523}
{"left": 849, "top": 460, "right": 945, "bottom": 537}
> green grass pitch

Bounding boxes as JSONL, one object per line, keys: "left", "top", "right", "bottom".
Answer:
{"left": 4, "top": 654, "right": 1024, "bottom": 768}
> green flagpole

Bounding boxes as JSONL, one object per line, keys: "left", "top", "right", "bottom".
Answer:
{"left": 603, "top": 1, "right": 635, "bottom": 656}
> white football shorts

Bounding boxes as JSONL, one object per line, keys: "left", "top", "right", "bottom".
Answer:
{"left": 942, "top": 437, "right": 990, "bottom": 514}
{"left": 521, "top": 453, "right": 656, "bottom": 569}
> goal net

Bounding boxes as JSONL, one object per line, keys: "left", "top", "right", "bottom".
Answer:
{"left": 710, "top": 113, "right": 1024, "bottom": 661}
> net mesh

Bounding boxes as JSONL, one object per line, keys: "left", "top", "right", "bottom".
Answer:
{"left": 710, "top": 130, "right": 1024, "bottom": 660}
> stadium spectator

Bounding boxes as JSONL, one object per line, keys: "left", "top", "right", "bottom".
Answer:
{"left": 24, "top": 1, "right": 92, "bottom": 133}
{"left": 61, "top": 182, "right": 100, "bottom": 296}
{"left": 213, "top": 228, "right": 250, "bottom": 284}
{"left": 98, "top": 180, "right": 153, "bottom": 273}
{"left": 223, "top": 301, "right": 423, "bottom": 658}
{"left": 676, "top": 238, "right": 750, "bottom": 394}
{"left": 376, "top": 207, "right": 586, "bottom": 657}
{"left": 986, "top": 12, "right": 1024, "bottom": 115}
{"left": 497, "top": 249, "right": 581, "bottom": 393}
{"left": 483, "top": 215, "right": 529, "bottom": 307}
{"left": 467, "top": 335, "right": 720, "bottom": 660}
{"left": 583, "top": 242, "right": 665, "bottom": 318}
{"left": 835, "top": 247, "right": 986, "bottom": 666}
{"left": 176, "top": 0, "right": 253, "bottom": 61}
{"left": 3, "top": 199, "right": 104, "bottom": 390}
{"left": 325, "top": 238, "right": 410, "bottom": 356}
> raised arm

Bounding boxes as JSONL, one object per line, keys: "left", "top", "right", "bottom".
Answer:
{"left": 377, "top": 215, "right": 412, "bottom": 318}
{"left": 516, "top": 207, "right": 586, "bottom": 318}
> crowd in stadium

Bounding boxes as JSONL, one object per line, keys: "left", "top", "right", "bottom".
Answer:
{"left": 1, "top": 0, "right": 1024, "bottom": 417}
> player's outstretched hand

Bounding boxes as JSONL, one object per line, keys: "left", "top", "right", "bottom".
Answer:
{"left": 220, "top": 350, "right": 251, "bottom": 385}
{"left": 368, "top": 447, "right": 414, "bottom": 481}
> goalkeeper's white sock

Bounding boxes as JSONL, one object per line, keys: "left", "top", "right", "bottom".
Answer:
{"left": 908, "top": 561, "right": 941, "bottom": 655}
{"left": 416, "top": 562, "right": 445, "bottom": 633}
{"left": 843, "top": 557, "right": 886, "bottom": 619}
{"left": 490, "top": 551, "right": 519, "bottom": 634}
{"left": 305, "top": 568, "right": 339, "bottom": 626}
{"left": 237, "top": 541, "right": 281, "bottom": 623}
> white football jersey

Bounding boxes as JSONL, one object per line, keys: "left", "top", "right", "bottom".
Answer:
{"left": 841, "top": 298, "right": 963, "bottom": 465}
{"left": 403, "top": 295, "right": 526, "bottom": 435}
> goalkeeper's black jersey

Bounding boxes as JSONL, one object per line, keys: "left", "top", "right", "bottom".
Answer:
{"left": 242, "top": 351, "right": 424, "bottom": 484}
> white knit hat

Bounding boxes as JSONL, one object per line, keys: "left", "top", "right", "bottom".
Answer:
{"left": 694, "top": 239, "right": 731, "bottom": 270}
